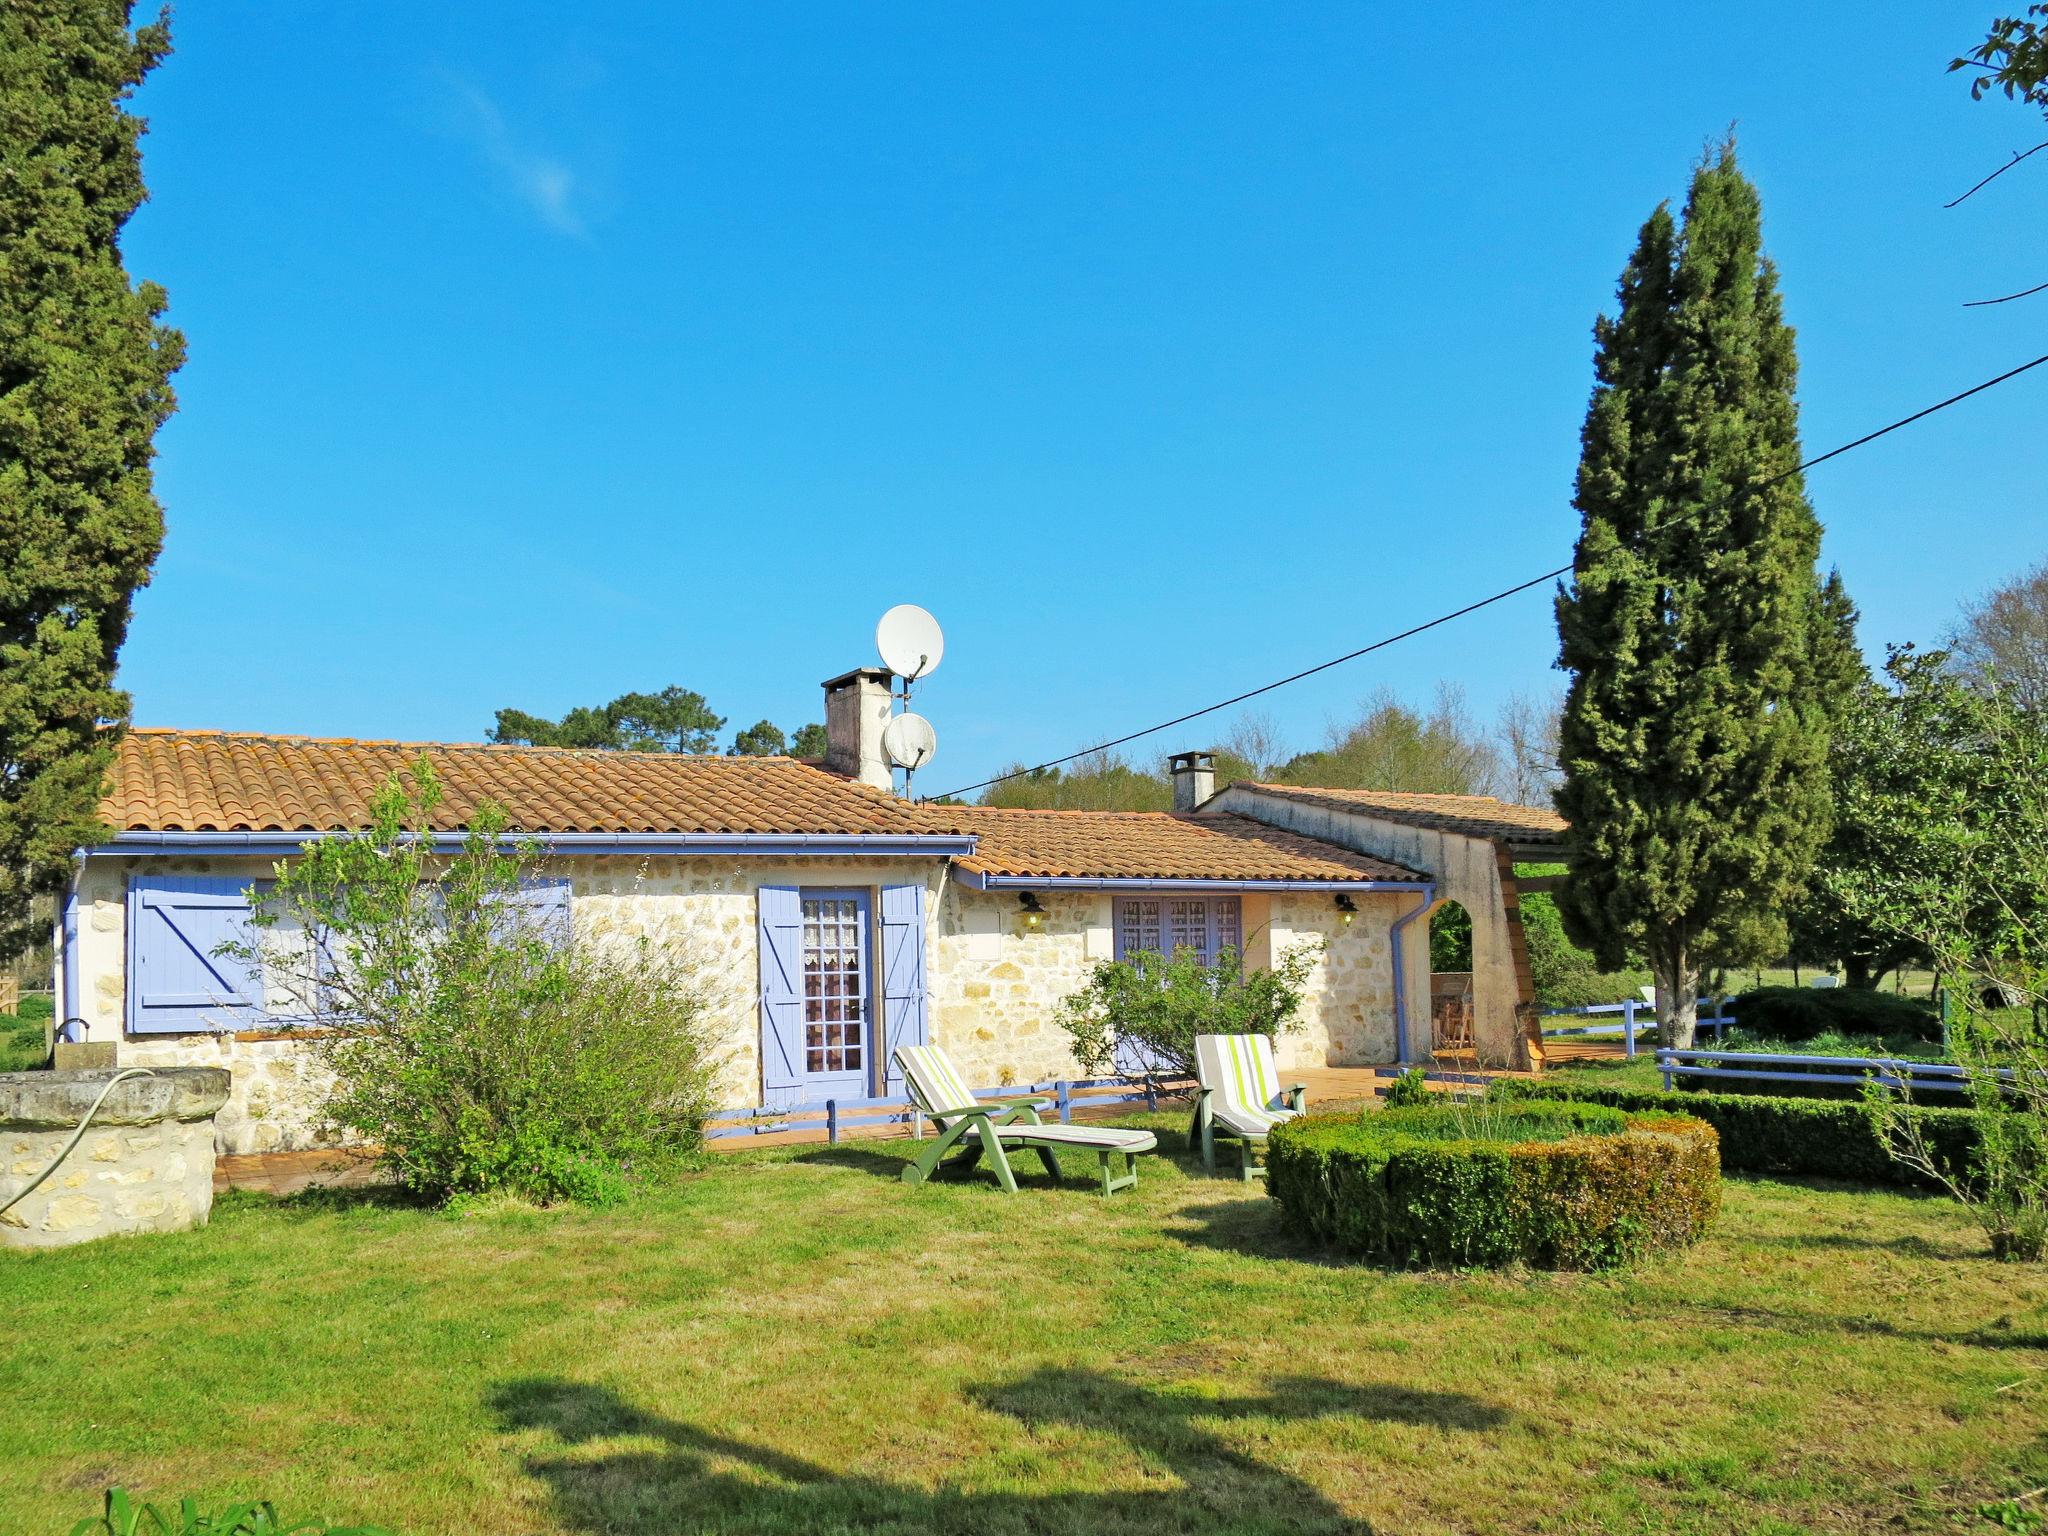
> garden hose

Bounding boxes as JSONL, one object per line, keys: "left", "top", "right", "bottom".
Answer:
{"left": 0, "top": 1067, "right": 158, "bottom": 1219}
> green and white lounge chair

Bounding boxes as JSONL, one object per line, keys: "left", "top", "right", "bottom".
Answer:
{"left": 894, "top": 1044, "right": 1158, "bottom": 1196}
{"left": 1189, "top": 1032, "right": 1307, "bottom": 1181}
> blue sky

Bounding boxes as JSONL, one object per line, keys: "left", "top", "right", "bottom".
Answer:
{"left": 120, "top": 3, "right": 2048, "bottom": 794}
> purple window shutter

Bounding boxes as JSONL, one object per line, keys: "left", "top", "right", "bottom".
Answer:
{"left": 489, "top": 878, "right": 573, "bottom": 948}
{"left": 758, "top": 885, "right": 806, "bottom": 1106}
{"left": 127, "top": 874, "right": 265, "bottom": 1035}
{"left": 880, "top": 883, "right": 929, "bottom": 1093}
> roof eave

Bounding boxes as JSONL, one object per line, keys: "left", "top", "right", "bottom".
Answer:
{"left": 955, "top": 870, "right": 1429, "bottom": 893}
{"left": 88, "top": 830, "right": 978, "bottom": 858}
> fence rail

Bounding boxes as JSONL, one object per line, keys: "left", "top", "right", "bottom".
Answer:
{"left": 1654, "top": 1047, "right": 1997, "bottom": 1095}
{"left": 705, "top": 1073, "right": 1195, "bottom": 1146}
{"left": 1541, "top": 999, "right": 1734, "bottom": 1058}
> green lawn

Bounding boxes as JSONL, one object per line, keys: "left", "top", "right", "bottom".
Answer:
{"left": 1, "top": 993, "right": 52, "bottom": 1072}
{"left": 4, "top": 1118, "right": 2045, "bottom": 1536}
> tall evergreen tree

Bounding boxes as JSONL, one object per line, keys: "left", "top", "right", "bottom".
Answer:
{"left": 1554, "top": 142, "right": 1861, "bottom": 1047}
{"left": 0, "top": 2, "right": 182, "bottom": 960}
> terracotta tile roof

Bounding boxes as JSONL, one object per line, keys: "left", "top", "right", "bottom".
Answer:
{"left": 1234, "top": 784, "right": 1568, "bottom": 847}
{"left": 929, "top": 808, "right": 1423, "bottom": 884}
{"left": 102, "top": 729, "right": 931, "bottom": 835}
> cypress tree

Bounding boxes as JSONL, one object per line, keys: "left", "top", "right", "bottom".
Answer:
{"left": 1554, "top": 141, "right": 1861, "bottom": 1047}
{"left": 0, "top": 3, "right": 182, "bottom": 959}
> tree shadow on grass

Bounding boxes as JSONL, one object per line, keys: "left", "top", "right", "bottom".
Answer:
{"left": 1163, "top": 1198, "right": 1353, "bottom": 1268}
{"left": 490, "top": 1368, "right": 1509, "bottom": 1534}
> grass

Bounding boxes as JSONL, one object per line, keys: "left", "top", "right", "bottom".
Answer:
{"left": 4, "top": 1118, "right": 2046, "bottom": 1536}
{"left": 1, "top": 992, "right": 52, "bottom": 1072}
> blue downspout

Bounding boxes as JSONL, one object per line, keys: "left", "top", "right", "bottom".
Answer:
{"left": 59, "top": 861, "right": 81, "bottom": 1044}
{"left": 1388, "top": 883, "right": 1436, "bottom": 1065}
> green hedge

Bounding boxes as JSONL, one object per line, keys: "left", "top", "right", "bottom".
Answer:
{"left": 1267, "top": 1102, "right": 1719, "bottom": 1270}
{"left": 1671, "top": 1030, "right": 1950, "bottom": 1102}
{"left": 1492, "top": 1079, "right": 1980, "bottom": 1189}
{"left": 1725, "top": 986, "right": 1941, "bottom": 1046}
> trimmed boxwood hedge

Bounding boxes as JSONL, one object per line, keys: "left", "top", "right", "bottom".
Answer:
{"left": 1491, "top": 1078, "right": 1980, "bottom": 1189}
{"left": 1725, "top": 986, "right": 1940, "bottom": 1045}
{"left": 1266, "top": 1101, "right": 1719, "bottom": 1270}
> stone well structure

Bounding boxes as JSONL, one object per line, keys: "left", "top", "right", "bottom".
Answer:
{"left": 0, "top": 1067, "right": 230, "bottom": 1250}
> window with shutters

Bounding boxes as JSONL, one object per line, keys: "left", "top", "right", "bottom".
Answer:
{"left": 1112, "top": 895, "right": 1242, "bottom": 968}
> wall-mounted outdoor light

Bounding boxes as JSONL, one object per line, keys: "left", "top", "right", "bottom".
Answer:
{"left": 1333, "top": 893, "right": 1358, "bottom": 926}
{"left": 1018, "top": 891, "right": 1046, "bottom": 929}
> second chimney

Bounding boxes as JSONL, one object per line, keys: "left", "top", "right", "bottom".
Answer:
{"left": 1169, "top": 750, "right": 1216, "bottom": 813}
{"left": 823, "top": 668, "right": 895, "bottom": 791}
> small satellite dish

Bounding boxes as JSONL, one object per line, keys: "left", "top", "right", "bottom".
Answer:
{"left": 881, "top": 711, "right": 938, "bottom": 771}
{"left": 876, "top": 604, "right": 944, "bottom": 682}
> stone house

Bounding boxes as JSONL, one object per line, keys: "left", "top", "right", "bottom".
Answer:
{"left": 56, "top": 675, "right": 1451, "bottom": 1154}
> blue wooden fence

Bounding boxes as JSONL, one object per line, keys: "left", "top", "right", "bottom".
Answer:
{"left": 1541, "top": 998, "right": 1735, "bottom": 1058}
{"left": 1654, "top": 1047, "right": 1994, "bottom": 1095}
{"left": 705, "top": 1073, "right": 1196, "bottom": 1146}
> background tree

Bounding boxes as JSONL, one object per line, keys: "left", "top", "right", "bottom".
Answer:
{"left": 1805, "top": 645, "right": 2046, "bottom": 986}
{"left": 1554, "top": 142, "right": 1862, "bottom": 1048}
{"left": 489, "top": 687, "right": 820, "bottom": 757}
{"left": 1494, "top": 689, "right": 1564, "bottom": 806}
{"left": 1271, "top": 686, "right": 1500, "bottom": 795}
{"left": 0, "top": 1, "right": 183, "bottom": 962}
{"left": 728, "top": 720, "right": 786, "bottom": 757}
{"left": 980, "top": 751, "right": 1173, "bottom": 811}
{"left": 1950, "top": 557, "right": 2048, "bottom": 711}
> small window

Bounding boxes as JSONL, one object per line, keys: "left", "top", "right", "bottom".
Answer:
{"left": 1113, "top": 895, "right": 1241, "bottom": 968}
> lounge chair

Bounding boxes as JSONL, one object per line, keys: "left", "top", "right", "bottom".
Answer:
{"left": 894, "top": 1044, "right": 1158, "bottom": 1196}
{"left": 1189, "top": 1033, "right": 1306, "bottom": 1181}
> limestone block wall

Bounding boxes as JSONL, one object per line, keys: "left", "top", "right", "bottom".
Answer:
{"left": 1246, "top": 890, "right": 1405, "bottom": 1070}
{"left": 120, "top": 1034, "right": 344, "bottom": 1155}
{"left": 0, "top": 1067, "right": 229, "bottom": 1250}
{"left": 929, "top": 887, "right": 1111, "bottom": 1087}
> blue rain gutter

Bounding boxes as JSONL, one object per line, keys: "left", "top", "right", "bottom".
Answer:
{"left": 955, "top": 870, "right": 1430, "bottom": 894}
{"left": 87, "top": 830, "right": 979, "bottom": 858}
{"left": 1388, "top": 882, "right": 1436, "bottom": 1065}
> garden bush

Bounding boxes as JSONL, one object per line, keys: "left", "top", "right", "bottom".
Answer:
{"left": 1057, "top": 935, "right": 1321, "bottom": 1080}
{"left": 227, "top": 761, "right": 722, "bottom": 1206}
{"left": 1725, "top": 985, "right": 1940, "bottom": 1045}
{"left": 1266, "top": 1100, "right": 1719, "bottom": 1270}
{"left": 1492, "top": 1078, "right": 1980, "bottom": 1189}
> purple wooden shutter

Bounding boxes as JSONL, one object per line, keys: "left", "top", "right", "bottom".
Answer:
{"left": 758, "top": 885, "right": 805, "bottom": 1106}
{"left": 127, "top": 874, "right": 264, "bottom": 1035}
{"left": 512, "top": 878, "right": 574, "bottom": 947}
{"left": 880, "top": 883, "right": 928, "bottom": 1094}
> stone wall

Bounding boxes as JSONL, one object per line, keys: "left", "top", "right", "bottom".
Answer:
{"left": 0, "top": 1067, "right": 228, "bottom": 1250}
{"left": 930, "top": 887, "right": 1112, "bottom": 1086}
{"left": 120, "top": 1034, "right": 345, "bottom": 1155}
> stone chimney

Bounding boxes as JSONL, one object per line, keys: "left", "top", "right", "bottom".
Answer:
{"left": 823, "top": 668, "right": 895, "bottom": 791}
{"left": 1169, "top": 750, "right": 1216, "bottom": 813}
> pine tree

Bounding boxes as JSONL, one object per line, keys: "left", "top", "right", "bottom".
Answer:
{"left": 0, "top": 2, "right": 182, "bottom": 960}
{"left": 1554, "top": 141, "right": 1860, "bottom": 1047}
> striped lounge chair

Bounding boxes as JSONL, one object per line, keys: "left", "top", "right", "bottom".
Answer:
{"left": 1190, "top": 1033, "right": 1307, "bottom": 1181}
{"left": 894, "top": 1044, "right": 1158, "bottom": 1196}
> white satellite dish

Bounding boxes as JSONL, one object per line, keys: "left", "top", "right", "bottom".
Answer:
{"left": 881, "top": 711, "right": 938, "bottom": 771}
{"left": 876, "top": 604, "right": 944, "bottom": 682}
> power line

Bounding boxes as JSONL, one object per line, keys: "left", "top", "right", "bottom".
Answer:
{"left": 929, "top": 351, "right": 2048, "bottom": 802}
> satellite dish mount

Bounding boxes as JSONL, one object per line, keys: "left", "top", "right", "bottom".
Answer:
{"left": 874, "top": 605, "right": 945, "bottom": 798}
